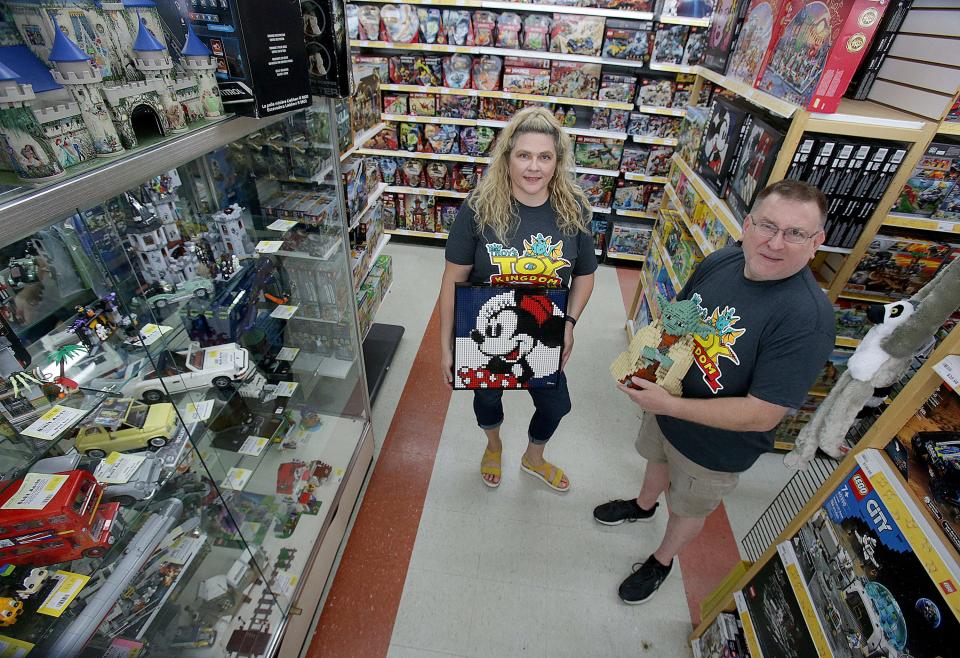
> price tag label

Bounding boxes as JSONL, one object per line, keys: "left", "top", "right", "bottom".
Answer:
{"left": 0, "top": 634, "right": 34, "bottom": 657}
{"left": 238, "top": 435, "right": 270, "bottom": 457}
{"left": 179, "top": 399, "right": 214, "bottom": 423}
{"left": 271, "top": 305, "right": 299, "bottom": 320}
{"left": 21, "top": 406, "right": 86, "bottom": 441}
{"left": 37, "top": 571, "right": 90, "bottom": 617}
{"left": 94, "top": 451, "right": 147, "bottom": 484}
{"left": 221, "top": 467, "right": 252, "bottom": 491}
{"left": 275, "top": 572, "right": 299, "bottom": 598}
{"left": 275, "top": 382, "right": 299, "bottom": 397}
{"left": 129, "top": 324, "right": 172, "bottom": 346}
{"left": 934, "top": 355, "right": 960, "bottom": 392}
{"left": 267, "top": 219, "right": 298, "bottom": 232}
{"left": 276, "top": 347, "right": 300, "bottom": 361}
{"left": 2, "top": 473, "right": 68, "bottom": 510}
{"left": 255, "top": 240, "right": 284, "bottom": 254}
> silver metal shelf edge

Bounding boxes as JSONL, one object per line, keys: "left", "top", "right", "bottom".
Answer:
{"left": 0, "top": 113, "right": 286, "bottom": 246}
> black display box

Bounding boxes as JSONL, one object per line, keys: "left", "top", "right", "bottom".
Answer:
{"left": 302, "top": 0, "right": 354, "bottom": 98}
{"left": 697, "top": 97, "right": 750, "bottom": 195}
{"left": 156, "top": 0, "right": 310, "bottom": 117}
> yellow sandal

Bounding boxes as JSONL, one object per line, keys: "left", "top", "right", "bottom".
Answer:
{"left": 520, "top": 456, "right": 570, "bottom": 492}
{"left": 480, "top": 448, "right": 502, "bottom": 488}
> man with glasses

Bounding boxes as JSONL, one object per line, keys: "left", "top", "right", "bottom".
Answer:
{"left": 595, "top": 180, "right": 836, "bottom": 604}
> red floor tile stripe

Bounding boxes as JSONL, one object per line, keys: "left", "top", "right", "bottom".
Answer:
{"left": 614, "top": 266, "right": 742, "bottom": 627}
{"left": 307, "top": 301, "right": 450, "bottom": 658}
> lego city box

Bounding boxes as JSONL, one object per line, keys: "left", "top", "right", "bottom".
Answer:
{"left": 155, "top": 0, "right": 310, "bottom": 117}
{"left": 757, "top": 0, "right": 891, "bottom": 113}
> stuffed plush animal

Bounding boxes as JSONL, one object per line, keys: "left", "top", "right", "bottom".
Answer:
{"left": 785, "top": 257, "right": 960, "bottom": 469}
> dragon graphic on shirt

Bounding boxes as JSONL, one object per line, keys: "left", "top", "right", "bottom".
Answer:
{"left": 485, "top": 233, "right": 571, "bottom": 287}
{"left": 691, "top": 303, "right": 746, "bottom": 393}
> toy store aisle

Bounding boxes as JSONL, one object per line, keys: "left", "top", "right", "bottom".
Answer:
{"left": 308, "top": 243, "right": 794, "bottom": 658}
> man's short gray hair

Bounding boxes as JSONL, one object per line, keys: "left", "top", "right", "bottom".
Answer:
{"left": 753, "top": 180, "right": 828, "bottom": 228}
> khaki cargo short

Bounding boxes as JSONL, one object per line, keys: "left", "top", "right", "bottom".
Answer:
{"left": 635, "top": 413, "right": 740, "bottom": 518}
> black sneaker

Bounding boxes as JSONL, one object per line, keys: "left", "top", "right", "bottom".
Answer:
{"left": 619, "top": 555, "right": 673, "bottom": 605}
{"left": 593, "top": 499, "right": 658, "bottom": 526}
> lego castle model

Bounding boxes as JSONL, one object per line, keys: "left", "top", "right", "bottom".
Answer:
{"left": 0, "top": 0, "right": 224, "bottom": 182}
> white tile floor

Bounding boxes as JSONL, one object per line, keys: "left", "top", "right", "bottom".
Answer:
{"left": 346, "top": 243, "right": 795, "bottom": 658}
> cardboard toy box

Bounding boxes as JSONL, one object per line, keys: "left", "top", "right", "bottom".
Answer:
{"left": 757, "top": 0, "right": 891, "bottom": 113}
{"left": 726, "top": 0, "right": 790, "bottom": 87}
{"left": 549, "top": 62, "right": 602, "bottom": 100}
{"left": 156, "top": 0, "right": 310, "bottom": 116}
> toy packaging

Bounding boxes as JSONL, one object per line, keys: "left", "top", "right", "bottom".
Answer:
{"left": 480, "top": 97, "right": 524, "bottom": 121}
{"left": 377, "top": 157, "right": 399, "bottom": 184}
{"left": 681, "top": 26, "right": 707, "bottom": 65}
{"left": 614, "top": 180, "right": 648, "bottom": 210}
{"left": 369, "top": 125, "right": 399, "bottom": 150}
{"left": 671, "top": 82, "right": 692, "bottom": 107}
{"left": 576, "top": 173, "right": 617, "bottom": 207}
{"left": 602, "top": 19, "right": 653, "bottom": 62}
{"left": 677, "top": 105, "right": 711, "bottom": 165}
{"left": 637, "top": 78, "right": 674, "bottom": 107}
{"left": 758, "top": 0, "right": 891, "bottom": 113}
{"left": 725, "top": 113, "right": 785, "bottom": 220}
{"left": 473, "top": 56, "right": 503, "bottom": 91}
{"left": 424, "top": 124, "right": 460, "bottom": 154}
{"left": 651, "top": 23, "right": 688, "bottom": 65}
{"left": 590, "top": 108, "right": 630, "bottom": 133}
{"left": 696, "top": 612, "right": 747, "bottom": 658}
{"left": 417, "top": 8, "right": 443, "bottom": 44}
{"left": 353, "top": 55, "right": 389, "bottom": 83}
{"left": 621, "top": 145, "right": 651, "bottom": 173}
{"left": 843, "top": 236, "right": 957, "bottom": 300}
{"left": 357, "top": 4, "right": 381, "bottom": 40}
{"left": 382, "top": 94, "right": 408, "bottom": 115}
{"left": 892, "top": 142, "right": 960, "bottom": 217}
{"left": 608, "top": 222, "right": 652, "bottom": 255}
{"left": 646, "top": 146, "right": 673, "bottom": 176}
{"left": 399, "top": 123, "right": 423, "bottom": 152}
{"left": 550, "top": 14, "right": 605, "bottom": 56}
{"left": 503, "top": 57, "right": 552, "bottom": 95}
{"left": 702, "top": 0, "right": 746, "bottom": 73}
{"left": 416, "top": 56, "right": 444, "bottom": 87}
{"left": 473, "top": 11, "right": 497, "bottom": 47}
{"left": 660, "top": 0, "right": 714, "bottom": 20}
{"left": 453, "top": 164, "right": 480, "bottom": 192}
{"left": 442, "top": 10, "right": 474, "bottom": 46}
{"left": 697, "top": 96, "right": 750, "bottom": 193}
{"left": 596, "top": 0, "right": 654, "bottom": 9}
{"left": 460, "top": 126, "right": 496, "bottom": 156}
{"left": 628, "top": 112, "right": 651, "bottom": 136}
{"left": 401, "top": 159, "right": 425, "bottom": 187}
{"left": 649, "top": 115, "right": 681, "bottom": 139}
{"left": 439, "top": 93, "right": 478, "bottom": 118}
{"left": 599, "top": 74, "right": 638, "bottom": 103}
{"left": 437, "top": 200, "right": 459, "bottom": 233}
{"left": 727, "top": 0, "right": 789, "bottom": 85}
{"left": 496, "top": 13, "right": 523, "bottom": 49}
{"left": 549, "top": 62, "right": 601, "bottom": 100}
{"left": 454, "top": 285, "right": 568, "bottom": 389}
{"left": 345, "top": 4, "right": 359, "bottom": 39}
{"left": 381, "top": 4, "right": 420, "bottom": 43}
{"left": 426, "top": 161, "right": 450, "bottom": 189}
{"left": 592, "top": 218, "right": 609, "bottom": 252}
{"left": 443, "top": 54, "right": 473, "bottom": 89}
{"left": 575, "top": 136, "right": 624, "bottom": 170}
{"left": 408, "top": 93, "right": 436, "bottom": 116}
{"left": 389, "top": 55, "right": 419, "bottom": 84}
{"left": 523, "top": 14, "right": 552, "bottom": 51}
{"left": 405, "top": 195, "right": 436, "bottom": 232}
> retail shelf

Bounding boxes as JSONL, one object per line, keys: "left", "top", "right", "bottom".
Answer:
{"left": 353, "top": 40, "right": 649, "bottom": 68}
{"left": 649, "top": 61, "right": 696, "bottom": 74}
{"left": 624, "top": 172, "right": 669, "bottom": 184}
{"left": 665, "top": 183, "right": 713, "bottom": 256}
{"left": 377, "top": 83, "right": 634, "bottom": 110}
{"left": 349, "top": 183, "right": 388, "bottom": 231}
{"left": 637, "top": 105, "right": 686, "bottom": 117}
{"left": 939, "top": 122, "right": 960, "bottom": 136}
{"left": 695, "top": 66, "right": 799, "bottom": 119}
{"left": 658, "top": 14, "right": 710, "bottom": 26}
{"left": 387, "top": 227, "right": 450, "bottom": 239}
{"left": 340, "top": 122, "right": 388, "bottom": 161}
{"left": 355, "top": 147, "right": 491, "bottom": 163}
{"left": 354, "top": 0, "right": 483, "bottom": 5}
{"left": 480, "top": 119, "right": 628, "bottom": 140}
{"left": 385, "top": 185, "right": 469, "bottom": 199}
{"left": 838, "top": 290, "right": 896, "bottom": 304}
{"left": 352, "top": 0, "right": 656, "bottom": 20}
{"left": 835, "top": 336, "right": 861, "bottom": 348}
{"left": 672, "top": 153, "right": 742, "bottom": 240}
{"left": 382, "top": 113, "right": 477, "bottom": 126}
{"left": 884, "top": 213, "right": 960, "bottom": 234}
{"left": 606, "top": 251, "right": 646, "bottom": 262}
{"left": 351, "top": 40, "right": 475, "bottom": 53}
{"left": 0, "top": 114, "right": 284, "bottom": 247}
{"left": 817, "top": 244, "right": 853, "bottom": 254}
{"left": 632, "top": 134, "right": 679, "bottom": 146}
{"left": 651, "top": 232, "right": 682, "bottom": 290}
{"left": 591, "top": 206, "right": 612, "bottom": 214}
{"left": 615, "top": 208, "right": 658, "bottom": 219}
{"left": 575, "top": 165, "right": 621, "bottom": 177}
{"left": 357, "top": 234, "right": 392, "bottom": 290}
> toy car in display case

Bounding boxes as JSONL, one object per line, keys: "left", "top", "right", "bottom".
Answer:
{"left": 74, "top": 400, "right": 179, "bottom": 457}
{"left": 143, "top": 278, "right": 216, "bottom": 311}
{"left": 30, "top": 452, "right": 163, "bottom": 504}
{"left": 0, "top": 469, "right": 122, "bottom": 566}
{"left": 110, "top": 342, "right": 258, "bottom": 403}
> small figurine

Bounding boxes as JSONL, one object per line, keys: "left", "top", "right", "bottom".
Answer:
{"left": 611, "top": 292, "right": 714, "bottom": 395}
{"left": 47, "top": 343, "right": 88, "bottom": 395}
{"left": 0, "top": 597, "right": 23, "bottom": 627}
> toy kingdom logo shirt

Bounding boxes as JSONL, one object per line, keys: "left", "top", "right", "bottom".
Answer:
{"left": 657, "top": 245, "right": 835, "bottom": 473}
{"left": 445, "top": 197, "right": 598, "bottom": 288}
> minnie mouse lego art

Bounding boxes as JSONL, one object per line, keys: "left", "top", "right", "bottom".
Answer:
{"left": 454, "top": 285, "right": 567, "bottom": 389}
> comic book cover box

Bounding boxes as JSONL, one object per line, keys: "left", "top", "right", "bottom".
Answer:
{"left": 725, "top": 113, "right": 785, "bottom": 220}
{"left": 843, "top": 236, "right": 956, "bottom": 300}
{"left": 785, "top": 448, "right": 960, "bottom": 658}
{"left": 702, "top": 0, "right": 746, "bottom": 73}
{"left": 757, "top": 0, "right": 890, "bottom": 113}
{"left": 726, "top": 0, "right": 790, "bottom": 86}
{"left": 453, "top": 284, "right": 568, "bottom": 390}
{"left": 697, "top": 97, "right": 751, "bottom": 194}
{"left": 155, "top": 0, "right": 311, "bottom": 116}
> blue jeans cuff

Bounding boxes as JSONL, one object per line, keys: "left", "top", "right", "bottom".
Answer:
{"left": 479, "top": 420, "right": 503, "bottom": 430}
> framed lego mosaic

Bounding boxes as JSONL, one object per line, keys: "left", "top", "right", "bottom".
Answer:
{"left": 453, "top": 284, "right": 567, "bottom": 390}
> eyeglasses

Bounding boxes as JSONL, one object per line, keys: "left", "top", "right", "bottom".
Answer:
{"left": 747, "top": 216, "right": 820, "bottom": 244}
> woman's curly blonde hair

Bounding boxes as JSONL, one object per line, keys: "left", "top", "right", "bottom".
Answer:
{"left": 468, "top": 106, "right": 591, "bottom": 243}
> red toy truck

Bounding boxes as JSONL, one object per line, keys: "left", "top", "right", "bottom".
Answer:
{"left": 0, "top": 470, "right": 121, "bottom": 567}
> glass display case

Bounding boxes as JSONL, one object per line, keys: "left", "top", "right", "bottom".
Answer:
{"left": 0, "top": 98, "right": 374, "bottom": 657}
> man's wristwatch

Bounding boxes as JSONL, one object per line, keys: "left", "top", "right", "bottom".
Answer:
{"left": 564, "top": 315, "right": 577, "bottom": 327}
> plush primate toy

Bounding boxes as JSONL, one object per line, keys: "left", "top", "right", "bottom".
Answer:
{"left": 785, "top": 257, "right": 960, "bottom": 469}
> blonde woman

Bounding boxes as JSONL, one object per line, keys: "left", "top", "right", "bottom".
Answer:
{"left": 439, "top": 107, "right": 597, "bottom": 492}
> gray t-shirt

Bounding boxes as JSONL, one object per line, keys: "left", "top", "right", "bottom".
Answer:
{"left": 657, "top": 244, "right": 835, "bottom": 472}
{"left": 444, "top": 197, "right": 598, "bottom": 288}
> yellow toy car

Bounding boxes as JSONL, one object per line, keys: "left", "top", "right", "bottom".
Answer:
{"left": 75, "top": 399, "right": 179, "bottom": 458}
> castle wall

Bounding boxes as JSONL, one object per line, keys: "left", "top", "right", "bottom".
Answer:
{"left": 0, "top": 106, "right": 63, "bottom": 179}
